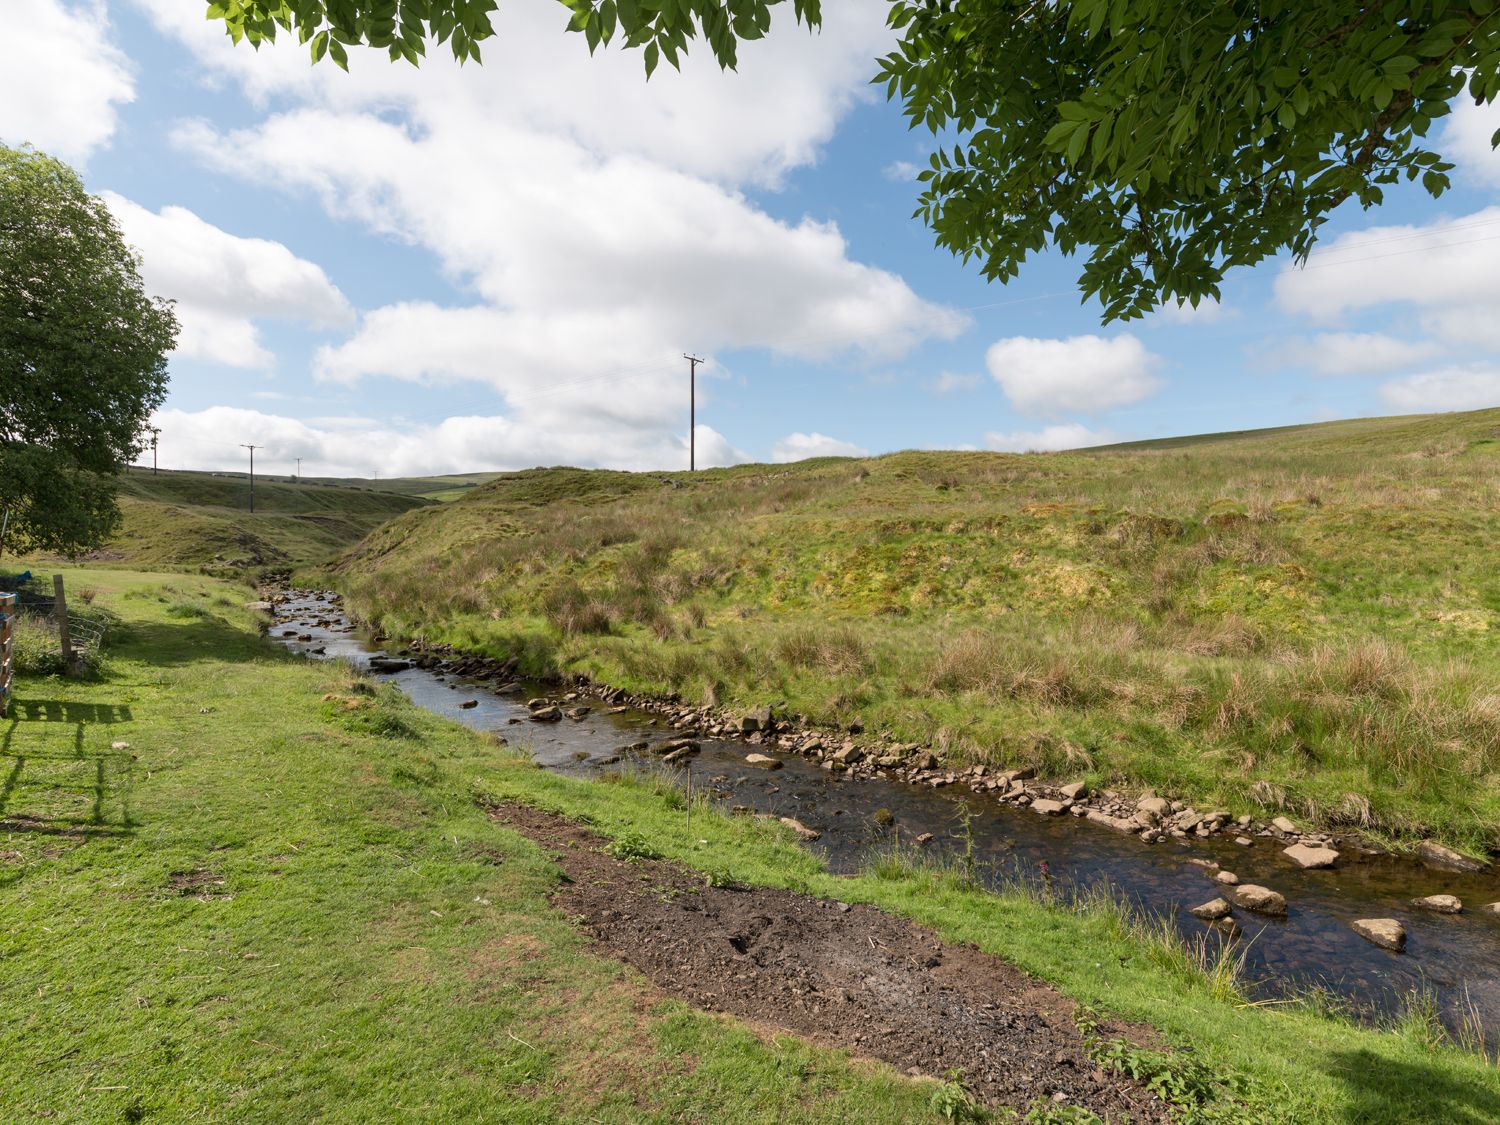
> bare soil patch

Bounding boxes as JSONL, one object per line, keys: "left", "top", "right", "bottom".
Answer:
{"left": 489, "top": 803, "right": 1169, "bottom": 1120}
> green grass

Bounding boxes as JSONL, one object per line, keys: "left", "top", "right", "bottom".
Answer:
{"left": 335, "top": 408, "right": 1500, "bottom": 859}
{"left": 4, "top": 570, "right": 1495, "bottom": 1122}
{"left": 0, "top": 570, "right": 939, "bottom": 1123}
{"left": 48, "top": 468, "right": 434, "bottom": 575}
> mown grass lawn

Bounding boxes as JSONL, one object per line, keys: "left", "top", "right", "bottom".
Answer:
{"left": 3, "top": 569, "right": 1497, "bottom": 1123}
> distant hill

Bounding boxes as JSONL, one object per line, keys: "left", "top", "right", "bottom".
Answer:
{"left": 82, "top": 468, "right": 433, "bottom": 574}
{"left": 334, "top": 407, "right": 1500, "bottom": 855}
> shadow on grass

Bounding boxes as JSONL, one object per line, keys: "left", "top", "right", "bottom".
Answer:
{"left": 1327, "top": 1048, "right": 1500, "bottom": 1123}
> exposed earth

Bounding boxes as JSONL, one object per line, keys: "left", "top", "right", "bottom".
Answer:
{"left": 489, "top": 802, "right": 1173, "bottom": 1121}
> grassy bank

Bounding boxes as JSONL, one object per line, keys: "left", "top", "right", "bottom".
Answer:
{"left": 336, "top": 409, "right": 1500, "bottom": 859}
{"left": 3, "top": 569, "right": 1496, "bottom": 1121}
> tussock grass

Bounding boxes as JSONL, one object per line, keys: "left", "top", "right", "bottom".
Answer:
{"left": 339, "top": 408, "right": 1500, "bottom": 855}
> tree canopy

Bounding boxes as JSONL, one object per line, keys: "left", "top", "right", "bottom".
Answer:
{"left": 208, "top": 1, "right": 1500, "bottom": 319}
{"left": 0, "top": 145, "right": 178, "bottom": 557}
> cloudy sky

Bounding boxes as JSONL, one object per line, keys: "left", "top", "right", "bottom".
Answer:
{"left": 4, "top": 1, "right": 1500, "bottom": 477}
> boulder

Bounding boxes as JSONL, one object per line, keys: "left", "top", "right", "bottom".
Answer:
{"left": 740, "top": 705, "right": 774, "bottom": 733}
{"left": 662, "top": 746, "right": 698, "bottom": 764}
{"left": 459, "top": 699, "right": 479, "bottom": 710}
{"left": 1214, "top": 871, "right": 1240, "bottom": 886}
{"left": 1410, "top": 894, "right": 1463, "bottom": 914}
{"left": 1351, "top": 918, "right": 1406, "bottom": 952}
{"left": 1137, "top": 796, "right": 1170, "bottom": 818}
{"left": 1416, "top": 841, "right": 1491, "bottom": 874}
{"left": 529, "top": 705, "right": 562, "bottom": 722}
{"left": 525, "top": 698, "right": 552, "bottom": 711}
{"left": 832, "top": 745, "right": 865, "bottom": 765}
{"left": 745, "top": 753, "right": 782, "bottom": 770}
{"left": 1283, "top": 843, "right": 1339, "bottom": 869}
{"left": 1232, "top": 885, "right": 1287, "bottom": 916}
{"left": 1060, "top": 781, "right": 1088, "bottom": 801}
{"left": 1271, "top": 816, "right": 1298, "bottom": 835}
{"left": 1085, "top": 809, "right": 1136, "bottom": 832}
{"left": 657, "top": 737, "right": 699, "bottom": 754}
{"left": 1190, "top": 898, "right": 1232, "bottom": 921}
{"left": 564, "top": 705, "right": 592, "bottom": 720}
{"left": 1478, "top": 902, "right": 1500, "bottom": 916}
{"left": 1031, "top": 799, "right": 1066, "bottom": 816}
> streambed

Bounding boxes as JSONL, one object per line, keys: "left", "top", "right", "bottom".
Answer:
{"left": 269, "top": 590, "right": 1500, "bottom": 1046}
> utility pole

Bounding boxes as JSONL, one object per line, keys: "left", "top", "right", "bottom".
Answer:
{"left": 684, "top": 353, "right": 704, "bottom": 471}
{"left": 241, "top": 444, "right": 259, "bottom": 513}
{"left": 149, "top": 427, "right": 160, "bottom": 475}
{"left": 295, "top": 457, "right": 302, "bottom": 482}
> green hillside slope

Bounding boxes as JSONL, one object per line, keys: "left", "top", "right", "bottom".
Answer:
{"left": 88, "top": 468, "right": 432, "bottom": 573}
{"left": 337, "top": 408, "right": 1500, "bottom": 855}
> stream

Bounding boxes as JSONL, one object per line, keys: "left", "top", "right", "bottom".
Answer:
{"left": 269, "top": 590, "right": 1500, "bottom": 1046}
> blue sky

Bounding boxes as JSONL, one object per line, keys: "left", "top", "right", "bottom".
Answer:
{"left": 4, "top": 1, "right": 1500, "bottom": 477}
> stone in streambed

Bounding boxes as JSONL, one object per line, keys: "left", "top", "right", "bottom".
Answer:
{"left": 1214, "top": 871, "right": 1240, "bottom": 886}
{"left": 780, "top": 816, "right": 821, "bottom": 842}
{"left": 1416, "top": 841, "right": 1491, "bottom": 874}
{"left": 1351, "top": 918, "right": 1406, "bottom": 952}
{"left": 1283, "top": 843, "right": 1339, "bottom": 869}
{"left": 1031, "top": 799, "right": 1067, "bottom": 816}
{"left": 529, "top": 705, "right": 562, "bottom": 722}
{"left": 1271, "top": 816, "right": 1298, "bottom": 834}
{"left": 459, "top": 699, "right": 479, "bottom": 709}
{"left": 745, "top": 753, "right": 782, "bottom": 770}
{"left": 1060, "top": 781, "right": 1088, "bottom": 801}
{"left": 1232, "top": 884, "right": 1287, "bottom": 916}
{"left": 1478, "top": 902, "right": 1500, "bottom": 916}
{"left": 1190, "top": 898, "right": 1232, "bottom": 921}
{"left": 1410, "top": 894, "right": 1463, "bottom": 914}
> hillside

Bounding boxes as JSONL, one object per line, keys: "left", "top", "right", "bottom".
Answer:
{"left": 89, "top": 468, "right": 432, "bottom": 573}
{"left": 336, "top": 408, "right": 1500, "bottom": 855}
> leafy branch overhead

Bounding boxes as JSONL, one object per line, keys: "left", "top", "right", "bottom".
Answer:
{"left": 206, "top": 1, "right": 1500, "bottom": 320}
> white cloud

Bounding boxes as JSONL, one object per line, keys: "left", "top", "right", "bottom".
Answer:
{"left": 1273, "top": 207, "right": 1500, "bottom": 349}
{"left": 931, "top": 371, "right": 980, "bottom": 394}
{"left": 983, "top": 424, "right": 1122, "bottom": 453}
{"left": 143, "top": 0, "right": 963, "bottom": 418}
{"left": 1156, "top": 297, "right": 1224, "bottom": 325}
{"left": 1379, "top": 367, "right": 1500, "bottom": 413}
{"left": 104, "top": 193, "right": 353, "bottom": 368}
{"left": 151, "top": 406, "right": 748, "bottom": 477}
{"left": 0, "top": 0, "right": 134, "bottom": 162}
{"left": 883, "top": 160, "right": 921, "bottom": 182}
{"left": 1289, "top": 332, "right": 1441, "bottom": 376}
{"left": 1441, "top": 96, "right": 1500, "bottom": 187}
{"left": 984, "top": 335, "right": 1163, "bottom": 416}
{"left": 771, "top": 432, "right": 868, "bottom": 462}
{"left": 139, "top": 0, "right": 893, "bottom": 188}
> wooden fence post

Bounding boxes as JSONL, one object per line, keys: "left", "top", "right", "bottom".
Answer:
{"left": 54, "top": 574, "right": 77, "bottom": 676}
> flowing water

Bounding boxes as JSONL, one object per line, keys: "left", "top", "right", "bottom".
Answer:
{"left": 271, "top": 591, "right": 1500, "bottom": 1046}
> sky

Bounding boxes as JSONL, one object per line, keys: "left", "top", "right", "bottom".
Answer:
{"left": 3, "top": 0, "right": 1500, "bottom": 479}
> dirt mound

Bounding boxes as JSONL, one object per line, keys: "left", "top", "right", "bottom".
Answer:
{"left": 490, "top": 803, "right": 1169, "bottom": 1120}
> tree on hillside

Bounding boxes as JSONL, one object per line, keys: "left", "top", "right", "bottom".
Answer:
{"left": 206, "top": 1, "right": 1500, "bottom": 319}
{"left": 0, "top": 144, "right": 178, "bottom": 557}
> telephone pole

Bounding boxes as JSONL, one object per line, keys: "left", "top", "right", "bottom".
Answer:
{"left": 241, "top": 444, "right": 259, "bottom": 513}
{"left": 295, "top": 457, "right": 302, "bottom": 482}
{"left": 149, "top": 427, "right": 160, "bottom": 475}
{"left": 684, "top": 353, "right": 704, "bottom": 471}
